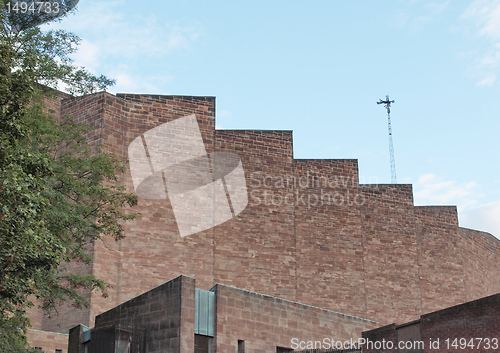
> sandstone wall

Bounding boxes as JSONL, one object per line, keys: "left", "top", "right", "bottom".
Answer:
{"left": 29, "top": 92, "right": 500, "bottom": 346}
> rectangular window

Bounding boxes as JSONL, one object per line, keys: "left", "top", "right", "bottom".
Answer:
{"left": 238, "top": 340, "right": 245, "bottom": 353}
{"left": 55, "top": 350, "right": 62, "bottom": 353}
{"left": 194, "top": 334, "right": 212, "bottom": 353}
{"left": 276, "top": 347, "right": 293, "bottom": 353}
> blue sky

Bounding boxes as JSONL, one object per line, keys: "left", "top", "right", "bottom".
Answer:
{"left": 44, "top": 0, "right": 500, "bottom": 238}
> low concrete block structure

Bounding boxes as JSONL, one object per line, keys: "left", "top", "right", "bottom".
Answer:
{"left": 69, "top": 275, "right": 378, "bottom": 353}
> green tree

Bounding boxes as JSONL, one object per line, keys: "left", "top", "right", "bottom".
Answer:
{"left": 0, "top": 1, "right": 138, "bottom": 350}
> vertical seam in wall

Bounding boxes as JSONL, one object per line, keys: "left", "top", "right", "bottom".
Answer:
{"left": 360, "top": 187, "right": 369, "bottom": 320}
{"left": 292, "top": 158, "right": 298, "bottom": 301}
{"left": 212, "top": 105, "right": 216, "bottom": 288}
{"left": 88, "top": 96, "right": 105, "bottom": 328}
{"left": 213, "top": 287, "right": 219, "bottom": 352}
{"left": 117, "top": 97, "right": 132, "bottom": 328}
{"left": 179, "top": 278, "right": 183, "bottom": 351}
{"left": 413, "top": 207, "right": 424, "bottom": 317}
{"left": 456, "top": 226, "right": 468, "bottom": 302}
{"left": 88, "top": 236, "right": 96, "bottom": 328}
{"left": 117, "top": 239, "right": 123, "bottom": 307}
{"left": 99, "top": 95, "right": 103, "bottom": 146}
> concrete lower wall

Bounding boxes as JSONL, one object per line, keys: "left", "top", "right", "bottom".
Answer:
{"left": 27, "top": 329, "right": 68, "bottom": 353}
{"left": 362, "top": 293, "right": 500, "bottom": 353}
{"left": 213, "top": 283, "right": 378, "bottom": 352}
{"left": 69, "top": 276, "right": 378, "bottom": 353}
{"left": 93, "top": 275, "right": 195, "bottom": 353}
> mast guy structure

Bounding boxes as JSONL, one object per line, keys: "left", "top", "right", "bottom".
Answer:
{"left": 377, "top": 95, "right": 397, "bottom": 183}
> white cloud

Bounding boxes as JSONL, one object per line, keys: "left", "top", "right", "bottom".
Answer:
{"left": 477, "top": 73, "right": 497, "bottom": 85}
{"left": 43, "top": 0, "right": 202, "bottom": 92}
{"left": 70, "top": 7, "right": 202, "bottom": 63}
{"left": 72, "top": 39, "right": 100, "bottom": 73}
{"left": 459, "top": 0, "right": 500, "bottom": 85}
{"left": 426, "top": 0, "right": 451, "bottom": 14}
{"left": 107, "top": 68, "right": 174, "bottom": 94}
{"left": 395, "top": 0, "right": 450, "bottom": 29}
{"left": 460, "top": 200, "right": 500, "bottom": 238}
{"left": 413, "top": 173, "right": 499, "bottom": 238}
{"left": 461, "top": 0, "right": 500, "bottom": 40}
{"left": 414, "top": 173, "right": 481, "bottom": 211}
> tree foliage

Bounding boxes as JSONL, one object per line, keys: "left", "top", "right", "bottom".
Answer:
{"left": 0, "top": 1, "right": 138, "bottom": 350}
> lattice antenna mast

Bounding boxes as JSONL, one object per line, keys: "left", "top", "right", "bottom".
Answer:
{"left": 377, "top": 95, "right": 397, "bottom": 183}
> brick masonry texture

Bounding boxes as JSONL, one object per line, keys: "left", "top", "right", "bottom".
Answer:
{"left": 459, "top": 227, "right": 500, "bottom": 301}
{"left": 87, "top": 93, "right": 217, "bottom": 329}
{"left": 29, "top": 91, "right": 500, "bottom": 349}
{"left": 294, "top": 159, "right": 366, "bottom": 317}
{"left": 414, "top": 206, "right": 466, "bottom": 314}
{"left": 362, "top": 293, "right": 500, "bottom": 353}
{"left": 214, "top": 130, "right": 296, "bottom": 300}
{"left": 360, "top": 184, "right": 422, "bottom": 324}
